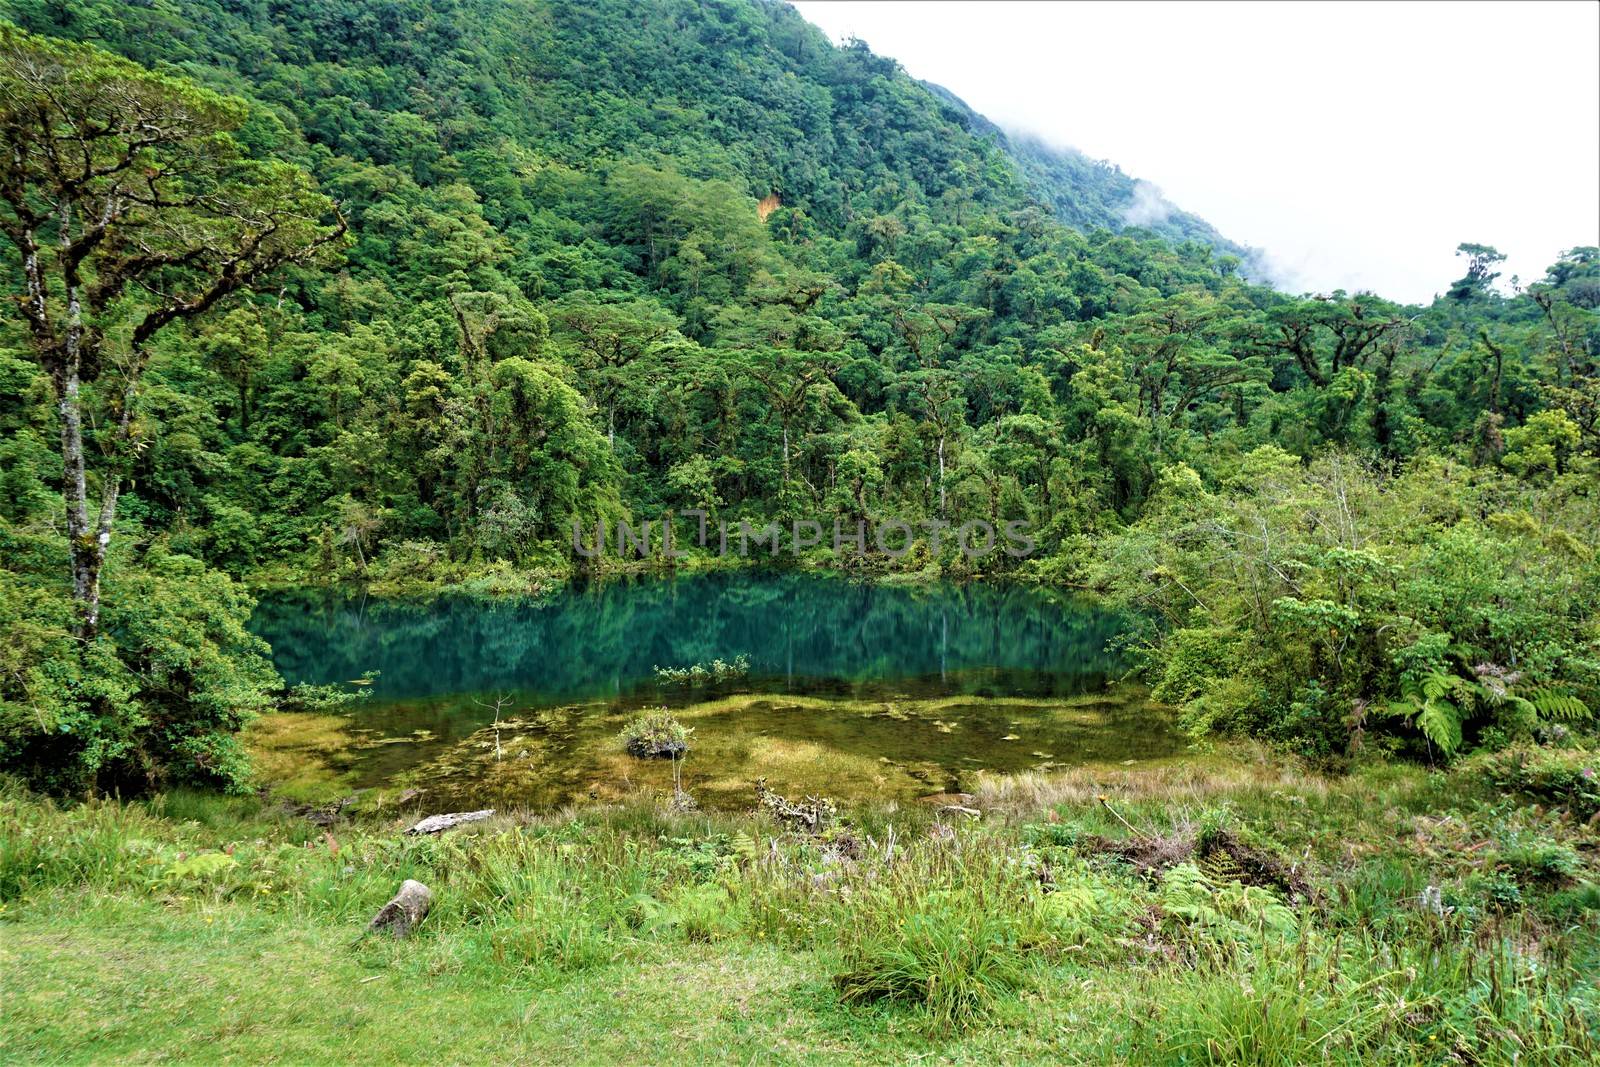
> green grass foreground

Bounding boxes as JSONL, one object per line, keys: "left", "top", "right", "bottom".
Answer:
{"left": 3, "top": 749, "right": 1598, "bottom": 1065}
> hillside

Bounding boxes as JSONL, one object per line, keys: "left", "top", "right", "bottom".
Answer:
{"left": 2, "top": 0, "right": 1233, "bottom": 251}
{"left": 1, "top": 0, "right": 1271, "bottom": 558}
{"left": 916, "top": 78, "right": 1247, "bottom": 258}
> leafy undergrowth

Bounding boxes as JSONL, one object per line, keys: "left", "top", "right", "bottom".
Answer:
{"left": 3, "top": 746, "right": 1598, "bottom": 1064}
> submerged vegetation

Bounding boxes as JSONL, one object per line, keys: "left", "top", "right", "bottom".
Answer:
{"left": 278, "top": 689, "right": 1182, "bottom": 813}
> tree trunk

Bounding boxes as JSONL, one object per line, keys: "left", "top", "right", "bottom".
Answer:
{"left": 405, "top": 809, "right": 495, "bottom": 835}
{"left": 58, "top": 369, "right": 107, "bottom": 639}
{"left": 936, "top": 435, "right": 947, "bottom": 516}
{"left": 368, "top": 879, "right": 433, "bottom": 938}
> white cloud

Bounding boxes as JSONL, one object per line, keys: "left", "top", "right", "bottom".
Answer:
{"left": 791, "top": 0, "right": 1600, "bottom": 304}
{"left": 1121, "top": 180, "right": 1174, "bottom": 227}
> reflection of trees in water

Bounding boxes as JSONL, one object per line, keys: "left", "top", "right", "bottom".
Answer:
{"left": 251, "top": 573, "right": 1129, "bottom": 702}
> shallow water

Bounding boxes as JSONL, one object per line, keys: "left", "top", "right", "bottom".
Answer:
{"left": 249, "top": 572, "right": 1182, "bottom": 809}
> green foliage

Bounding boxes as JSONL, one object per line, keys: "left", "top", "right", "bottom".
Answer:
{"left": 652, "top": 655, "right": 750, "bottom": 686}
{"left": 6, "top": 753, "right": 1599, "bottom": 1057}
{"left": 1157, "top": 862, "right": 1298, "bottom": 942}
{"left": 634, "top": 883, "right": 745, "bottom": 942}
{"left": 0, "top": 532, "right": 279, "bottom": 794}
{"left": 0, "top": 0, "right": 1596, "bottom": 801}
{"left": 618, "top": 709, "right": 690, "bottom": 758}
{"left": 831, "top": 869, "right": 1031, "bottom": 1031}
{"left": 1474, "top": 744, "right": 1600, "bottom": 819}
{"left": 1102, "top": 454, "right": 1600, "bottom": 760}
{"left": 154, "top": 851, "right": 239, "bottom": 889}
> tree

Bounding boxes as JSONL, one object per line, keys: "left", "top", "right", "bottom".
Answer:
{"left": 0, "top": 26, "right": 344, "bottom": 637}
{"left": 896, "top": 367, "right": 966, "bottom": 516}
{"left": 198, "top": 308, "right": 269, "bottom": 434}
{"left": 1448, "top": 243, "right": 1507, "bottom": 301}
{"left": 1116, "top": 293, "right": 1265, "bottom": 454}
{"left": 1258, "top": 297, "right": 1405, "bottom": 391}
{"left": 551, "top": 294, "right": 681, "bottom": 448}
{"left": 738, "top": 346, "right": 840, "bottom": 488}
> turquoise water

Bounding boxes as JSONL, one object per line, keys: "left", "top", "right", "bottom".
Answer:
{"left": 251, "top": 571, "right": 1134, "bottom": 704}
{"left": 249, "top": 572, "right": 1179, "bottom": 808}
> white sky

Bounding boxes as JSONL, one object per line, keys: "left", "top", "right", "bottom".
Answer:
{"left": 791, "top": 1, "right": 1600, "bottom": 305}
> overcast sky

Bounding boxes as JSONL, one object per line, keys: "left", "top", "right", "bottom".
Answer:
{"left": 791, "top": 1, "right": 1600, "bottom": 305}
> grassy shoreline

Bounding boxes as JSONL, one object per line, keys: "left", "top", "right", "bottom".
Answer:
{"left": 4, "top": 746, "right": 1597, "bottom": 1064}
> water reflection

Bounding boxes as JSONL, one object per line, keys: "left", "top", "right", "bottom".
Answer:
{"left": 250, "top": 571, "right": 1132, "bottom": 705}
{"left": 247, "top": 573, "right": 1171, "bottom": 809}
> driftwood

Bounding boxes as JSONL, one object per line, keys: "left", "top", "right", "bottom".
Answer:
{"left": 405, "top": 809, "right": 494, "bottom": 835}
{"left": 368, "top": 879, "right": 432, "bottom": 938}
{"left": 755, "top": 778, "right": 836, "bottom": 834}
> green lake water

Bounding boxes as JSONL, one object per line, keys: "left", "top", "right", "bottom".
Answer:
{"left": 249, "top": 572, "right": 1183, "bottom": 810}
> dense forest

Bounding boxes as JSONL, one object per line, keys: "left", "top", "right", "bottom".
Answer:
{"left": 1, "top": 0, "right": 1597, "bottom": 794}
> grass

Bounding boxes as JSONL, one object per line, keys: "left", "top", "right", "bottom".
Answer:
{"left": 2, "top": 743, "right": 1598, "bottom": 1064}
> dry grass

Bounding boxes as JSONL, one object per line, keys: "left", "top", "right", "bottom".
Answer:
{"left": 968, "top": 741, "right": 1329, "bottom": 816}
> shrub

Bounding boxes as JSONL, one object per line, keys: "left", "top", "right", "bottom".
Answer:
{"left": 653, "top": 655, "right": 750, "bottom": 686}
{"left": 1476, "top": 744, "right": 1600, "bottom": 819}
{"left": 0, "top": 536, "right": 279, "bottom": 795}
{"left": 619, "top": 709, "right": 690, "bottom": 759}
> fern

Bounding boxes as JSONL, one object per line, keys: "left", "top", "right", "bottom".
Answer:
{"left": 1386, "top": 671, "right": 1466, "bottom": 754}
{"left": 1387, "top": 667, "right": 1589, "bottom": 753}
{"left": 153, "top": 851, "right": 237, "bottom": 890}
{"left": 1037, "top": 881, "right": 1096, "bottom": 920}
{"left": 731, "top": 830, "right": 761, "bottom": 864}
{"left": 1414, "top": 696, "right": 1464, "bottom": 753}
{"left": 1529, "top": 687, "right": 1592, "bottom": 722}
{"left": 1157, "top": 863, "right": 1297, "bottom": 942}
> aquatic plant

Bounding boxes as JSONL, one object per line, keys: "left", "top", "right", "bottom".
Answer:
{"left": 653, "top": 656, "right": 750, "bottom": 686}
{"left": 619, "top": 709, "right": 691, "bottom": 759}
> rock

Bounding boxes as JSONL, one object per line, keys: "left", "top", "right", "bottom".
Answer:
{"left": 624, "top": 736, "right": 687, "bottom": 759}
{"left": 368, "top": 879, "right": 432, "bottom": 938}
{"left": 405, "top": 809, "right": 494, "bottom": 835}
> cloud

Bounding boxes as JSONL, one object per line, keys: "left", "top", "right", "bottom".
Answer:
{"left": 1120, "top": 180, "right": 1175, "bottom": 227}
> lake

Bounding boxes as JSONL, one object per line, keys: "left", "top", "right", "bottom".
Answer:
{"left": 248, "top": 571, "right": 1182, "bottom": 810}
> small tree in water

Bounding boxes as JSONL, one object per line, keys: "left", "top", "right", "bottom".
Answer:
{"left": 619, "top": 709, "right": 695, "bottom": 810}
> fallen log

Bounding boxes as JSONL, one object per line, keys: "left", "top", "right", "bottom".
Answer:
{"left": 405, "top": 809, "right": 494, "bottom": 835}
{"left": 938, "top": 804, "right": 982, "bottom": 819}
{"left": 368, "top": 879, "right": 432, "bottom": 938}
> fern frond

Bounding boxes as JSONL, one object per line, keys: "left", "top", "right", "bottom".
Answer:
{"left": 1529, "top": 688, "right": 1592, "bottom": 721}
{"left": 1420, "top": 672, "right": 1453, "bottom": 701}
{"left": 1416, "top": 698, "right": 1463, "bottom": 754}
